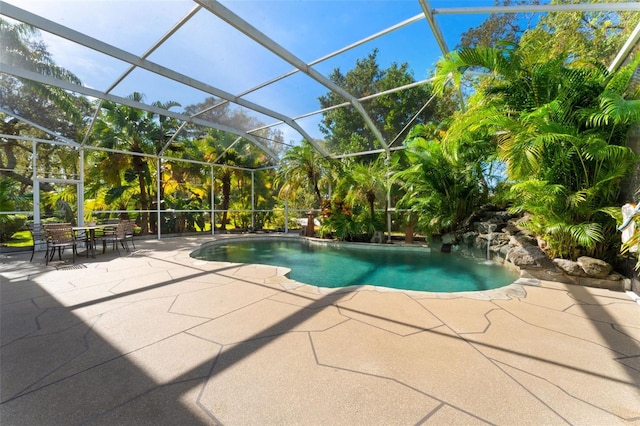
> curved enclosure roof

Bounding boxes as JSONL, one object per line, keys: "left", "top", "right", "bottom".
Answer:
{"left": 2, "top": 0, "right": 640, "bottom": 167}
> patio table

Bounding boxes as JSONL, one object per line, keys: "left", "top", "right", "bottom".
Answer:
{"left": 72, "top": 224, "right": 115, "bottom": 258}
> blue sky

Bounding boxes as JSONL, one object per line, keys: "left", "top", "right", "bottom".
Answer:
{"left": 5, "top": 0, "right": 494, "bottom": 144}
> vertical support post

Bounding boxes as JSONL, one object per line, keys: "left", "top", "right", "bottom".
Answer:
{"left": 157, "top": 158, "right": 162, "bottom": 240}
{"left": 386, "top": 153, "right": 392, "bottom": 243}
{"left": 32, "top": 140, "right": 40, "bottom": 224}
{"left": 211, "top": 165, "right": 215, "bottom": 235}
{"left": 386, "top": 185, "right": 392, "bottom": 243}
{"left": 251, "top": 170, "right": 255, "bottom": 230}
{"left": 78, "top": 148, "right": 85, "bottom": 225}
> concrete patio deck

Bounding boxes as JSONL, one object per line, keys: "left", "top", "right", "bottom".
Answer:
{"left": 1, "top": 235, "right": 639, "bottom": 425}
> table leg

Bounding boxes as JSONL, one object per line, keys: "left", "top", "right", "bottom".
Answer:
{"left": 89, "top": 229, "right": 96, "bottom": 258}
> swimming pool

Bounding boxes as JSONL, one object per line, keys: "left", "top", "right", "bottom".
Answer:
{"left": 191, "top": 237, "right": 519, "bottom": 292}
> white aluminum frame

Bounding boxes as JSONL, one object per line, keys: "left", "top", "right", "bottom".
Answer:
{"left": 2, "top": 0, "right": 638, "bottom": 161}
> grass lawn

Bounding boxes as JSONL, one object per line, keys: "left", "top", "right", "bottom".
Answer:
{"left": 2, "top": 230, "right": 32, "bottom": 248}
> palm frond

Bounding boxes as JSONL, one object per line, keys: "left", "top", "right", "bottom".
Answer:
{"left": 589, "top": 92, "right": 640, "bottom": 127}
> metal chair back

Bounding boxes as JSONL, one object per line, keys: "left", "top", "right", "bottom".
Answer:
{"left": 27, "top": 223, "right": 48, "bottom": 262}
{"left": 45, "top": 224, "right": 77, "bottom": 265}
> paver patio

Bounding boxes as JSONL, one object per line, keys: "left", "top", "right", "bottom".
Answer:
{"left": 1, "top": 235, "right": 639, "bottom": 425}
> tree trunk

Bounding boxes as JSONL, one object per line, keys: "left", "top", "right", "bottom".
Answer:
{"left": 367, "top": 191, "right": 375, "bottom": 219}
{"left": 137, "top": 173, "right": 149, "bottom": 235}
{"left": 405, "top": 215, "right": 415, "bottom": 244}
{"left": 1, "top": 142, "right": 55, "bottom": 191}
{"left": 221, "top": 172, "right": 231, "bottom": 230}
{"left": 313, "top": 180, "right": 322, "bottom": 208}
{"left": 133, "top": 156, "right": 149, "bottom": 235}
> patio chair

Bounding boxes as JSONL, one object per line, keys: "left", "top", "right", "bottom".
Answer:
{"left": 122, "top": 220, "right": 136, "bottom": 250}
{"left": 101, "top": 221, "right": 129, "bottom": 255}
{"left": 73, "top": 226, "right": 92, "bottom": 256}
{"left": 27, "top": 223, "right": 49, "bottom": 262}
{"left": 45, "top": 224, "right": 77, "bottom": 265}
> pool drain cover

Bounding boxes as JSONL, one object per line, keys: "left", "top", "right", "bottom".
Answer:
{"left": 56, "top": 264, "right": 87, "bottom": 271}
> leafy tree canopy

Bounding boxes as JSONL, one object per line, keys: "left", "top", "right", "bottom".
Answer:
{"left": 318, "top": 49, "right": 454, "bottom": 156}
{"left": 459, "top": 0, "right": 540, "bottom": 49}
{"left": 1, "top": 18, "right": 89, "bottom": 194}
{"left": 521, "top": 0, "right": 640, "bottom": 66}
{"left": 183, "top": 96, "right": 286, "bottom": 160}
{"left": 459, "top": 0, "right": 639, "bottom": 67}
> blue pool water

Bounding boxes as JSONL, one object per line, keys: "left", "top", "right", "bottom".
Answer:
{"left": 190, "top": 238, "right": 519, "bottom": 292}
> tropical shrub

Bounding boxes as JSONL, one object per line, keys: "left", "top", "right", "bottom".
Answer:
{"left": 319, "top": 200, "right": 376, "bottom": 241}
{"left": 0, "top": 178, "right": 29, "bottom": 241}
{"left": 393, "top": 124, "right": 486, "bottom": 235}
{"left": 433, "top": 41, "right": 640, "bottom": 260}
{"left": 0, "top": 215, "right": 27, "bottom": 242}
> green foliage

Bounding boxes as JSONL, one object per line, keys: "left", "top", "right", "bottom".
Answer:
{"left": 0, "top": 18, "right": 86, "bottom": 125}
{"left": 89, "top": 92, "right": 183, "bottom": 234}
{"left": 0, "top": 178, "right": 20, "bottom": 212}
{"left": 318, "top": 49, "right": 453, "bottom": 154}
{"left": 319, "top": 200, "right": 373, "bottom": 242}
{"left": 519, "top": 5, "right": 640, "bottom": 66}
{"left": 275, "top": 140, "right": 331, "bottom": 208}
{"left": 207, "top": 136, "right": 267, "bottom": 230}
{"left": 334, "top": 155, "right": 389, "bottom": 222}
{"left": 182, "top": 96, "right": 286, "bottom": 159}
{"left": 392, "top": 125, "right": 486, "bottom": 235}
{"left": 0, "top": 179, "right": 27, "bottom": 241}
{"left": 105, "top": 186, "right": 132, "bottom": 205}
{"left": 458, "top": 1, "right": 534, "bottom": 49}
{"left": 161, "top": 192, "right": 207, "bottom": 234}
{"left": 0, "top": 214, "right": 27, "bottom": 242}
{"left": 434, "top": 37, "right": 639, "bottom": 260}
{"left": 509, "top": 179, "right": 606, "bottom": 258}
{"left": 41, "top": 184, "right": 77, "bottom": 224}
{"left": 1, "top": 19, "right": 89, "bottom": 201}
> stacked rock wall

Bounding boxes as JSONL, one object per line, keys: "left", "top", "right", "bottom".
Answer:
{"left": 441, "top": 205, "right": 630, "bottom": 292}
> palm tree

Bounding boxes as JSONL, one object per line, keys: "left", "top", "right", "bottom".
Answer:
{"left": 216, "top": 149, "right": 242, "bottom": 231}
{"left": 340, "top": 156, "right": 388, "bottom": 221}
{"left": 193, "top": 130, "right": 257, "bottom": 231}
{"left": 91, "top": 93, "right": 181, "bottom": 234}
{"left": 393, "top": 125, "right": 484, "bottom": 234}
{"left": 275, "top": 140, "right": 329, "bottom": 208}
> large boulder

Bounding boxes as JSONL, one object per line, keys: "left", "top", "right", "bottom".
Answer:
{"left": 506, "top": 245, "right": 538, "bottom": 267}
{"left": 553, "top": 258, "right": 587, "bottom": 277}
{"left": 502, "top": 221, "right": 521, "bottom": 235}
{"left": 493, "top": 232, "right": 511, "bottom": 245}
{"left": 577, "top": 256, "right": 612, "bottom": 279}
{"left": 506, "top": 235, "right": 557, "bottom": 269}
{"left": 461, "top": 231, "right": 478, "bottom": 247}
{"left": 475, "top": 221, "right": 499, "bottom": 233}
{"left": 441, "top": 233, "right": 457, "bottom": 244}
{"left": 449, "top": 208, "right": 630, "bottom": 291}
